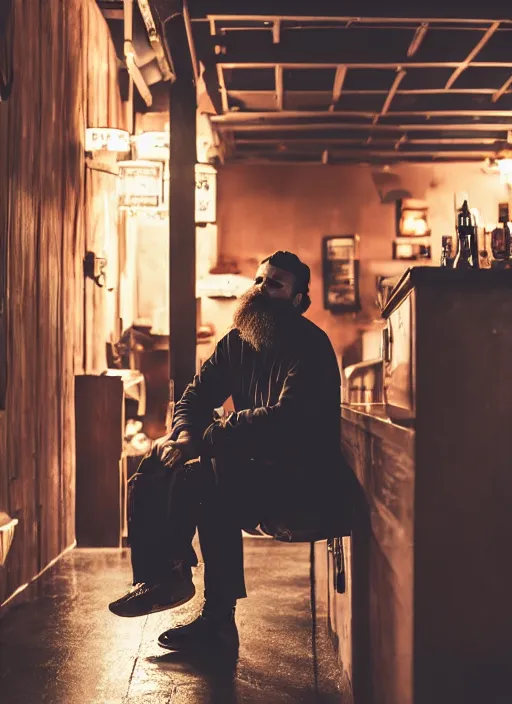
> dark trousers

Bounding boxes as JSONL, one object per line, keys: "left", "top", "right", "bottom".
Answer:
{"left": 128, "top": 453, "right": 272, "bottom": 603}
{"left": 128, "top": 452, "right": 349, "bottom": 603}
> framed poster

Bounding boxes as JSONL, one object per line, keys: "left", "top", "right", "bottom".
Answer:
{"left": 195, "top": 163, "right": 217, "bottom": 224}
{"left": 322, "top": 235, "right": 361, "bottom": 314}
{"left": 118, "top": 160, "right": 164, "bottom": 209}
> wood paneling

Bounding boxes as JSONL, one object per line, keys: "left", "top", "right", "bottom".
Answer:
{"left": 0, "top": 0, "right": 124, "bottom": 605}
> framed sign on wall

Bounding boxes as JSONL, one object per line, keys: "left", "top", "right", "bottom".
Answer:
{"left": 322, "top": 235, "right": 361, "bottom": 314}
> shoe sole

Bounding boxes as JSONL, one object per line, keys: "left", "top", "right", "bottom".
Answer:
{"left": 109, "top": 586, "right": 195, "bottom": 618}
{"left": 157, "top": 638, "right": 239, "bottom": 653}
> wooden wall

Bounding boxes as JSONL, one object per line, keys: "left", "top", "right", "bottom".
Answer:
{"left": 0, "top": 0, "right": 124, "bottom": 605}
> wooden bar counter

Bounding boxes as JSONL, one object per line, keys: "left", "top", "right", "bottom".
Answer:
{"left": 321, "top": 268, "right": 512, "bottom": 704}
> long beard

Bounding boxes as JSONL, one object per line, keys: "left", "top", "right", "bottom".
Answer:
{"left": 233, "top": 288, "right": 299, "bottom": 351}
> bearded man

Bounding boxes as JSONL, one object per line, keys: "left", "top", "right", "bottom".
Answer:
{"left": 109, "top": 251, "right": 351, "bottom": 654}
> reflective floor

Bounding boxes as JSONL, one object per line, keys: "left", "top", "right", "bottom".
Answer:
{"left": 0, "top": 541, "right": 344, "bottom": 703}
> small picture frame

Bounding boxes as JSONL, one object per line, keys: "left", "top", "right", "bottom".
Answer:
{"left": 322, "top": 235, "right": 361, "bottom": 314}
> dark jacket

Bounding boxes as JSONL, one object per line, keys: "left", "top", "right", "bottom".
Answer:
{"left": 171, "top": 316, "right": 347, "bottom": 496}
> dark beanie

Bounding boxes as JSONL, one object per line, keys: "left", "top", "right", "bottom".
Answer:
{"left": 260, "top": 250, "right": 310, "bottom": 294}
{"left": 260, "top": 251, "right": 311, "bottom": 313}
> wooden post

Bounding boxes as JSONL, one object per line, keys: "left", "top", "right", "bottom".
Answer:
{"left": 167, "top": 12, "right": 197, "bottom": 401}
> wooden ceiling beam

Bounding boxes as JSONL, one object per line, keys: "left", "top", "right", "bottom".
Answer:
{"left": 216, "top": 64, "right": 229, "bottom": 113}
{"left": 374, "top": 69, "right": 406, "bottom": 124}
{"left": 275, "top": 65, "right": 284, "bottom": 110}
{"left": 227, "top": 88, "right": 512, "bottom": 97}
{"left": 445, "top": 21, "right": 500, "bottom": 89}
{"left": 213, "top": 121, "right": 511, "bottom": 133}
{"left": 329, "top": 65, "right": 347, "bottom": 112}
{"left": 219, "top": 61, "right": 512, "bottom": 70}
{"left": 235, "top": 137, "right": 504, "bottom": 145}
{"left": 272, "top": 19, "right": 281, "bottom": 44}
{"left": 205, "top": 15, "right": 511, "bottom": 28}
{"left": 407, "top": 23, "right": 429, "bottom": 58}
{"left": 212, "top": 110, "right": 512, "bottom": 123}
{"left": 233, "top": 149, "right": 500, "bottom": 158}
{"left": 492, "top": 75, "right": 512, "bottom": 103}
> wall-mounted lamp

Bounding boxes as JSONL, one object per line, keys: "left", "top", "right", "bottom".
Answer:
{"left": 396, "top": 198, "right": 430, "bottom": 237}
{"left": 84, "top": 251, "right": 108, "bottom": 289}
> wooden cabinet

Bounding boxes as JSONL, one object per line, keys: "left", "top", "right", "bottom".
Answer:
{"left": 325, "top": 268, "right": 512, "bottom": 704}
{"left": 75, "top": 375, "right": 125, "bottom": 548}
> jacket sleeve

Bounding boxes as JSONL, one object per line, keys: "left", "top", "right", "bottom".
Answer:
{"left": 170, "top": 336, "right": 232, "bottom": 442}
{"left": 202, "top": 341, "right": 339, "bottom": 457}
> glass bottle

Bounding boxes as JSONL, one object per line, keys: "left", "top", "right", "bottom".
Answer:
{"left": 440, "top": 236, "right": 454, "bottom": 268}
{"left": 499, "top": 203, "right": 512, "bottom": 260}
{"left": 491, "top": 204, "right": 511, "bottom": 265}
{"left": 453, "top": 200, "right": 479, "bottom": 269}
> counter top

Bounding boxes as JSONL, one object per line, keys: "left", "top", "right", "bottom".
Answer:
{"left": 382, "top": 265, "right": 512, "bottom": 317}
{"left": 341, "top": 403, "right": 414, "bottom": 449}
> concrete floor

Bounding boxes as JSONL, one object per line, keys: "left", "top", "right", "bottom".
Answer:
{"left": 0, "top": 540, "right": 344, "bottom": 704}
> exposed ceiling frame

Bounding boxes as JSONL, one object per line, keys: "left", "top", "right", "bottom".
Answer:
{"left": 213, "top": 110, "right": 512, "bottom": 122}
{"left": 209, "top": 16, "right": 228, "bottom": 113}
{"left": 231, "top": 149, "right": 500, "bottom": 158}
{"left": 235, "top": 137, "right": 505, "bottom": 145}
{"left": 227, "top": 88, "right": 512, "bottom": 97}
{"left": 205, "top": 15, "right": 512, "bottom": 27}
{"left": 275, "top": 65, "right": 284, "bottom": 110}
{"left": 212, "top": 121, "right": 512, "bottom": 133}
{"left": 329, "top": 65, "right": 347, "bottom": 112}
{"left": 182, "top": 0, "right": 199, "bottom": 83}
{"left": 200, "top": 13, "right": 512, "bottom": 164}
{"left": 444, "top": 21, "right": 500, "bottom": 89}
{"left": 237, "top": 148, "right": 500, "bottom": 157}
{"left": 229, "top": 157, "right": 498, "bottom": 165}
{"left": 216, "top": 64, "right": 229, "bottom": 112}
{"left": 493, "top": 75, "right": 512, "bottom": 103}
{"left": 218, "top": 61, "right": 512, "bottom": 70}
{"left": 374, "top": 69, "right": 406, "bottom": 124}
{"left": 273, "top": 19, "right": 281, "bottom": 44}
{"left": 407, "top": 23, "right": 429, "bottom": 57}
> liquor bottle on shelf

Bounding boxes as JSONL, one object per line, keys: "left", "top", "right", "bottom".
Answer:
{"left": 499, "top": 203, "right": 512, "bottom": 261}
{"left": 453, "top": 200, "right": 479, "bottom": 269}
{"left": 491, "top": 203, "right": 511, "bottom": 268}
{"left": 440, "top": 236, "right": 454, "bottom": 268}
{"left": 479, "top": 250, "right": 491, "bottom": 270}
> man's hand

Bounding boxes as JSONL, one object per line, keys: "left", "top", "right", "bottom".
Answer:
{"left": 153, "top": 430, "right": 198, "bottom": 469}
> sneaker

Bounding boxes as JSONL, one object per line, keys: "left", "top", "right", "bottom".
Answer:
{"left": 108, "top": 570, "right": 195, "bottom": 618}
{"left": 158, "top": 611, "right": 239, "bottom": 653}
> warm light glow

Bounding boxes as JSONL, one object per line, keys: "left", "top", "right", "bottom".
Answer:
{"left": 133, "top": 131, "right": 170, "bottom": 161}
{"left": 401, "top": 215, "right": 428, "bottom": 236}
{"left": 497, "top": 158, "right": 512, "bottom": 185}
{"left": 85, "top": 127, "right": 130, "bottom": 153}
